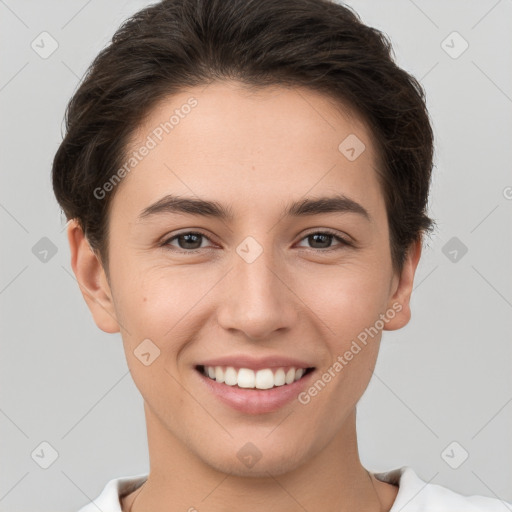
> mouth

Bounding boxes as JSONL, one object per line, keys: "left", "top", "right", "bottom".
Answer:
{"left": 195, "top": 364, "right": 315, "bottom": 390}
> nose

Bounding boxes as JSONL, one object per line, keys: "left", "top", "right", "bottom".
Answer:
{"left": 216, "top": 243, "right": 299, "bottom": 341}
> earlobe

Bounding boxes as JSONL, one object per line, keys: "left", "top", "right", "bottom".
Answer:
{"left": 67, "top": 219, "right": 120, "bottom": 334}
{"left": 384, "top": 238, "right": 423, "bottom": 331}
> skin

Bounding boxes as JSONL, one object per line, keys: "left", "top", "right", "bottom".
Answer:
{"left": 68, "top": 81, "right": 422, "bottom": 512}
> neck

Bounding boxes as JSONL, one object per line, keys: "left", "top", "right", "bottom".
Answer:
{"left": 125, "top": 405, "right": 396, "bottom": 512}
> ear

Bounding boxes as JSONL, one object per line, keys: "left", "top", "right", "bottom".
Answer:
{"left": 384, "top": 238, "right": 423, "bottom": 331}
{"left": 67, "top": 219, "right": 120, "bottom": 333}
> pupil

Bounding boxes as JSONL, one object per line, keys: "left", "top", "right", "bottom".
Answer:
{"left": 181, "top": 233, "right": 201, "bottom": 249}
{"left": 311, "top": 233, "right": 330, "bottom": 248}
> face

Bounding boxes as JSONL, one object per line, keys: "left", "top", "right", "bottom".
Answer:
{"left": 70, "top": 81, "right": 420, "bottom": 477}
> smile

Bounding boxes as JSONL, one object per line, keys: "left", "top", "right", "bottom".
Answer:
{"left": 197, "top": 365, "right": 315, "bottom": 390}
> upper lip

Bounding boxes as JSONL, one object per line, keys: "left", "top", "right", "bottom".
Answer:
{"left": 196, "top": 355, "right": 315, "bottom": 371}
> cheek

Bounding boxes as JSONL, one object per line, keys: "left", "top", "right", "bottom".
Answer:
{"left": 113, "top": 264, "right": 220, "bottom": 378}
{"left": 297, "top": 263, "right": 391, "bottom": 408}
{"left": 113, "top": 270, "right": 192, "bottom": 405}
{"left": 297, "top": 269, "right": 389, "bottom": 423}
{"left": 113, "top": 262, "right": 201, "bottom": 334}
{"left": 302, "top": 263, "right": 391, "bottom": 340}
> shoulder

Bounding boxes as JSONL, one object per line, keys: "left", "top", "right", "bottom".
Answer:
{"left": 76, "top": 473, "right": 148, "bottom": 512}
{"left": 372, "top": 466, "right": 511, "bottom": 512}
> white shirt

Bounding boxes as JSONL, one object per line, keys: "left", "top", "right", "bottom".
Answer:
{"left": 77, "top": 466, "right": 511, "bottom": 511}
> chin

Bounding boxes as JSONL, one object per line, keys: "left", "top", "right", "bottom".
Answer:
{"left": 198, "top": 435, "right": 311, "bottom": 478}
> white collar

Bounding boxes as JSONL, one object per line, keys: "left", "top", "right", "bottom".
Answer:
{"left": 77, "top": 465, "right": 510, "bottom": 511}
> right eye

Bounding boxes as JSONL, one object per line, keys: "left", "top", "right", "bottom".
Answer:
{"left": 162, "top": 231, "right": 215, "bottom": 253}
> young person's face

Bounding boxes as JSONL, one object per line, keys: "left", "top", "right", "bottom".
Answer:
{"left": 70, "top": 81, "right": 421, "bottom": 477}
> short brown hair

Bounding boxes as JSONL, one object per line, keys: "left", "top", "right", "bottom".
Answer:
{"left": 52, "top": 0, "right": 435, "bottom": 275}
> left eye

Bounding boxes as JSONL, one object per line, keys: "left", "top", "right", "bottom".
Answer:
{"left": 162, "top": 231, "right": 350, "bottom": 253}
{"left": 296, "top": 231, "right": 350, "bottom": 251}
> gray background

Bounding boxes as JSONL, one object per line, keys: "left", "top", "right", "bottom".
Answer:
{"left": 1, "top": 0, "right": 511, "bottom": 510}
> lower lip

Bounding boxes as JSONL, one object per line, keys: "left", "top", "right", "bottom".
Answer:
{"left": 196, "top": 368, "right": 315, "bottom": 415}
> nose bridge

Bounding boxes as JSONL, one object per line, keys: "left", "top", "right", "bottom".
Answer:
{"left": 238, "top": 238, "right": 280, "bottom": 298}
{"left": 216, "top": 234, "right": 296, "bottom": 339}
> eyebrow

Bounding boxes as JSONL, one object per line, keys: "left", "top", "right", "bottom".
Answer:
{"left": 138, "top": 193, "right": 371, "bottom": 222}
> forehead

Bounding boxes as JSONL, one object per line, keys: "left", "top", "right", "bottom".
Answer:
{"left": 114, "top": 81, "right": 384, "bottom": 221}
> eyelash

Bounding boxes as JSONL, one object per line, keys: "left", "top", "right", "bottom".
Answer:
{"left": 161, "top": 229, "right": 352, "bottom": 254}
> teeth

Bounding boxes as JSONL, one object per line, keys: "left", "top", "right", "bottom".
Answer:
{"left": 215, "top": 366, "right": 225, "bottom": 383}
{"left": 224, "top": 366, "right": 238, "bottom": 386}
{"left": 238, "top": 368, "right": 255, "bottom": 388}
{"left": 294, "top": 368, "right": 305, "bottom": 381}
{"left": 274, "top": 368, "right": 286, "bottom": 386}
{"left": 255, "top": 369, "right": 274, "bottom": 389}
{"left": 200, "top": 365, "right": 310, "bottom": 389}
